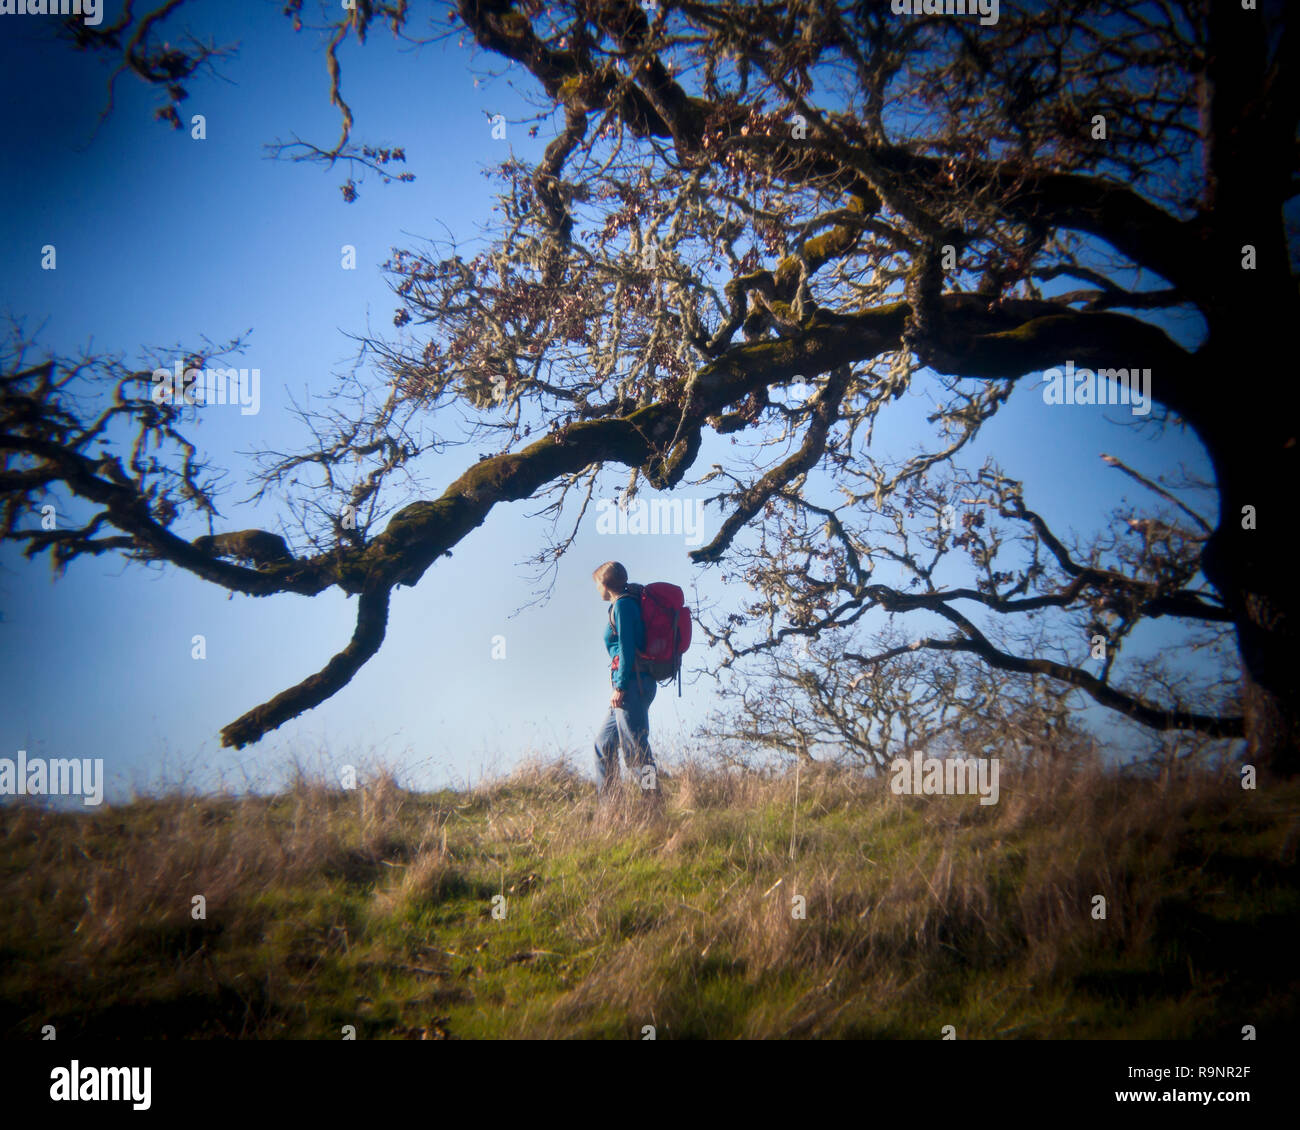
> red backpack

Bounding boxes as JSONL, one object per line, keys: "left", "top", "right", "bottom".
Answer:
{"left": 609, "top": 581, "right": 693, "bottom": 696}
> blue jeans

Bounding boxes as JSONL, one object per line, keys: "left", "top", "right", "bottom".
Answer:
{"left": 594, "top": 671, "right": 657, "bottom": 793}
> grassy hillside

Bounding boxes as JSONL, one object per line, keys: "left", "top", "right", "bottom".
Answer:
{"left": 2, "top": 756, "right": 1297, "bottom": 1039}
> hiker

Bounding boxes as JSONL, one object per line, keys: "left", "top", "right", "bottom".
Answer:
{"left": 592, "top": 560, "right": 659, "bottom": 797}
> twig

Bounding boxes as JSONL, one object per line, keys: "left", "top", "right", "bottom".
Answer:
{"left": 1099, "top": 453, "right": 1212, "bottom": 533}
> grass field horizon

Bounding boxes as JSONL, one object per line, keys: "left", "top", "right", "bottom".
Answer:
{"left": 2, "top": 747, "right": 1296, "bottom": 1040}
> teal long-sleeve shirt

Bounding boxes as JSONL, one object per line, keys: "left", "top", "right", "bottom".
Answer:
{"left": 605, "top": 593, "right": 646, "bottom": 691}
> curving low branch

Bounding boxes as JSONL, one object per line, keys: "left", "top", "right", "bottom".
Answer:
{"left": 845, "top": 615, "right": 1243, "bottom": 739}
{"left": 4, "top": 286, "right": 1196, "bottom": 749}
{"left": 220, "top": 584, "right": 392, "bottom": 749}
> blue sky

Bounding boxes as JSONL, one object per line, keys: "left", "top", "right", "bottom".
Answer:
{"left": 0, "top": 4, "right": 1231, "bottom": 804}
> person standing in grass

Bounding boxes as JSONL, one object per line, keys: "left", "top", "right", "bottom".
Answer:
{"left": 592, "top": 560, "right": 659, "bottom": 798}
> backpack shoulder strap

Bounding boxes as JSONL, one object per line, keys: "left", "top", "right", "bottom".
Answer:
{"left": 609, "top": 584, "right": 641, "bottom": 629}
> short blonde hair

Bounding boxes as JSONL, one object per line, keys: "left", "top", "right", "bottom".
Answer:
{"left": 592, "top": 560, "right": 627, "bottom": 592}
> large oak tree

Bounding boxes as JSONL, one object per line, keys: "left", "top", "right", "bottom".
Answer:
{"left": 5, "top": 0, "right": 1297, "bottom": 775}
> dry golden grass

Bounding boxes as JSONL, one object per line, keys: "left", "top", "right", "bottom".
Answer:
{"left": 1, "top": 749, "right": 1295, "bottom": 1038}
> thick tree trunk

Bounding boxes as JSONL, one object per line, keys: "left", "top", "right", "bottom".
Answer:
{"left": 1203, "top": 545, "right": 1300, "bottom": 779}
{"left": 1193, "top": 0, "right": 1300, "bottom": 778}
{"left": 1204, "top": 547, "right": 1300, "bottom": 779}
{"left": 1198, "top": 371, "right": 1300, "bottom": 779}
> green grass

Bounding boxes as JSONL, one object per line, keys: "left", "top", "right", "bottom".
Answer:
{"left": 1, "top": 755, "right": 1296, "bottom": 1039}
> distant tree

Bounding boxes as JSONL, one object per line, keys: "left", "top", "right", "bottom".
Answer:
{"left": 696, "top": 455, "right": 1239, "bottom": 772}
